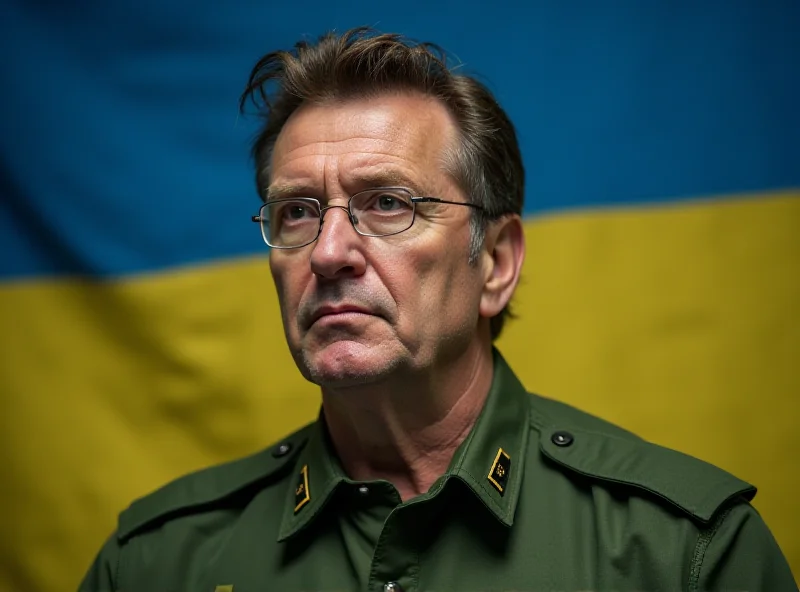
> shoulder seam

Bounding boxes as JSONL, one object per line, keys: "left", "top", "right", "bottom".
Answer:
{"left": 688, "top": 502, "right": 736, "bottom": 590}
{"left": 114, "top": 542, "right": 122, "bottom": 591}
{"left": 528, "top": 396, "right": 550, "bottom": 432}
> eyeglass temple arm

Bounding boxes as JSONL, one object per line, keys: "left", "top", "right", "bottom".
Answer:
{"left": 412, "top": 197, "right": 484, "bottom": 210}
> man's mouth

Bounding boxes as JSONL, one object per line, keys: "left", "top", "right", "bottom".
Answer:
{"left": 308, "top": 305, "right": 376, "bottom": 328}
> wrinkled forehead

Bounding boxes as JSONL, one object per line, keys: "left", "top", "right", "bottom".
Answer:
{"left": 266, "top": 94, "right": 459, "bottom": 192}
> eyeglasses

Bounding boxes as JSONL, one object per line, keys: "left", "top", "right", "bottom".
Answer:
{"left": 252, "top": 187, "right": 484, "bottom": 249}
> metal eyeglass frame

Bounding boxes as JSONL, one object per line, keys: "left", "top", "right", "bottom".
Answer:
{"left": 251, "top": 186, "right": 484, "bottom": 249}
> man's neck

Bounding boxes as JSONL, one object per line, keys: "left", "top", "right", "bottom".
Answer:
{"left": 320, "top": 341, "right": 494, "bottom": 501}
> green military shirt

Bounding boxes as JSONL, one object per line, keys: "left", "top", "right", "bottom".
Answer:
{"left": 80, "top": 350, "right": 797, "bottom": 591}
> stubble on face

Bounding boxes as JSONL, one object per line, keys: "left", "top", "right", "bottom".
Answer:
{"left": 295, "top": 281, "right": 401, "bottom": 387}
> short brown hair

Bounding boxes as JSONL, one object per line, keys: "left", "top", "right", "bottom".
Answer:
{"left": 240, "top": 27, "right": 525, "bottom": 339}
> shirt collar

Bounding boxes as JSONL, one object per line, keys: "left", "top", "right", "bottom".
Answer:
{"left": 277, "top": 348, "right": 531, "bottom": 541}
{"left": 446, "top": 348, "right": 531, "bottom": 526}
{"left": 277, "top": 409, "right": 344, "bottom": 541}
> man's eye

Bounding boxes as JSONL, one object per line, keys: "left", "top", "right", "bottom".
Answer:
{"left": 284, "top": 205, "right": 313, "bottom": 219}
{"left": 373, "top": 194, "right": 409, "bottom": 211}
{"left": 379, "top": 196, "right": 400, "bottom": 210}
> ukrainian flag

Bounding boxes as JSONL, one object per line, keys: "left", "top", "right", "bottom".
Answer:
{"left": 1, "top": 2, "right": 797, "bottom": 590}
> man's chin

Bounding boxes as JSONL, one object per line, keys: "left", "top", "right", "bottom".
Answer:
{"left": 298, "top": 341, "right": 398, "bottom": 388}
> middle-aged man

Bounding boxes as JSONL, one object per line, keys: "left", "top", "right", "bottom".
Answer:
{"left": 80, "top": 27, "right": 797, "bottom": 591}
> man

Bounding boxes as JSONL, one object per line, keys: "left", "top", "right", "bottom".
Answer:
{"left": 80, "top": 27, "right": 796, "bottom": 591}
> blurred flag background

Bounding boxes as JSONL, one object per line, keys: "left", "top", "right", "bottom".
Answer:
{"left": 1, "top": 1, "right": 798, "bottom": 590}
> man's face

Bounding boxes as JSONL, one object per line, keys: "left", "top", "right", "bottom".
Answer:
{"left": 268, "top": 93, "right": 487, "bottom": 388}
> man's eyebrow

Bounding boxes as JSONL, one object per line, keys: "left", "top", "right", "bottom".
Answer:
{"left": 265, "top": 172, "right": 426, "bottom": 201}
{"left": 265, "top": 183, "right": 315, "bottom": 201}
{"left": 346, "top": 170, "right": 427, "bottom": 196}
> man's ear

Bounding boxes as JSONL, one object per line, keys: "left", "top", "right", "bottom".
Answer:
{"left": 479, "top": 215, "right": 525, "bottom": 319}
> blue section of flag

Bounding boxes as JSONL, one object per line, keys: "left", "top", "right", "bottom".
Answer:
{"left": 1, "top": 0, "right": 798, "bottom": 279}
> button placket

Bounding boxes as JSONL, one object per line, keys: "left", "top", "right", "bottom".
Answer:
{"left": 368, "top": 504, "right": 417, "bottom": 592}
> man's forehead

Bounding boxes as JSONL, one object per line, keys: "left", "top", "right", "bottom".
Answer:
{"left": 272, "top": 94, "right": 455, "bottom": 157}
{"left": 267, "top": 95, "right": 456, "bottom": 197}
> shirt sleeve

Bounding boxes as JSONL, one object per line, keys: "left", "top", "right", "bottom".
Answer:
{"left": 77, "top": 533, "right": 121, "bottom": 592}
{"left": 695, "top": 500, "right": 797, "bottom": 591}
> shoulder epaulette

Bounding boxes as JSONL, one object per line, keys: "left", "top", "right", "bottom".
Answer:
{"left": 529, "top": 395, "right": 756, "bottom": 524}
{"left": 117, "top": 422, "right": 316, "bottom": 541}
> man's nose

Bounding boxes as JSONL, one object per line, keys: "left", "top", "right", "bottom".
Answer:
{"left": 309, "top": 206, "right": 367, "bottom": 279}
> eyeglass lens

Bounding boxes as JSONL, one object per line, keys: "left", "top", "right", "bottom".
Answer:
{"left": 261, "top": 188, "right": 416, "bottom": 248}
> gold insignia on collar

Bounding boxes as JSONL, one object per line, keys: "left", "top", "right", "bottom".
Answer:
{"left": 294, "top": 464, "right": 311, "bottom": 513}
{"left": 214, "top": 586, "right": 233, "bottom": 592}
{"left": 487, "top": 447, "right": 511, "bottom": 495}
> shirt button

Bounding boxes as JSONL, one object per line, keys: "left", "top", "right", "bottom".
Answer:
{"left": 272, "top": 442, "right": 292, "bottom": 457}
{"left": 551, "top": 430, "right": 574, "bottom": 447}
{"left": 357, "top": 485, "right": 370, "bottom": 496}
{"left": 383, "top": 582, "right": 403, "bottom": 592}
